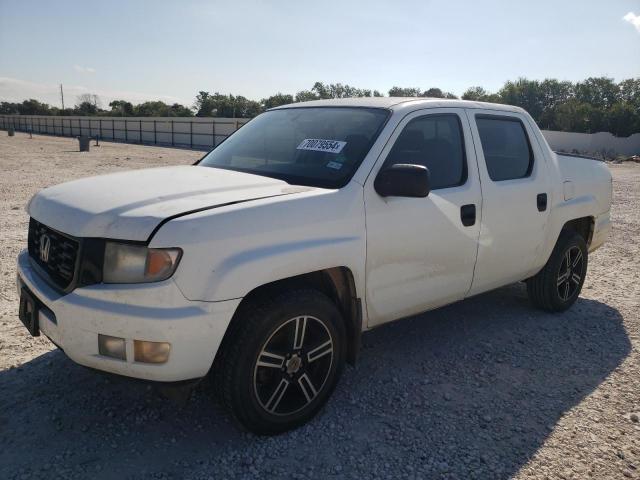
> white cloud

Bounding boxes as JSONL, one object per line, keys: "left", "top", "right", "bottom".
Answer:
{"left": 623, "top": 12, "right": 640, "bottom": 33}
{"left": 73, "top": 65, "right": 96, "bottom": 74}
{"left": 0, "top": 76, "right": 191, "bottom": 107}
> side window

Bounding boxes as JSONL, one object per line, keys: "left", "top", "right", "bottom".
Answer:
{"left": 475, "top": 115, "right": 533, "bottom": 181}
{"left": 384, "top": 114, "right": 467, "bottom": 190}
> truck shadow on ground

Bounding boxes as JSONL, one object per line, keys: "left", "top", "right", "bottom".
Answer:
{"left": 0, "top": 283, "right": 630, "bottom": 479}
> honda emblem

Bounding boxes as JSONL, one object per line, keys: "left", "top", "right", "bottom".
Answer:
{"left": 39, "top": 234, "right": 51, "bottom": 263}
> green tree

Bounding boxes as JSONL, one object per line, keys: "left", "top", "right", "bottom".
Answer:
{"left": 462, "top": 86, "right": 489, "bottom": 101}
{"left": 168, "top": 103, "right": 193, "bottom": 117}
{"left": 424, "top": 87, "right": 443, "bottom": 98}
{"left": 74, "top": 101, "right": 98, "bottom": 115}
{"left": 21, "top": 99, "right": 52, "bottom": 115}
{"left": 388, "top": 86, "right": 422, "bottom": 97}
{"left": 233, "top": 96, "right": 262, "bottom": 118}
{"left": 311, "top": 82, "right": 334, "bottom": 99}
{"left": 554, "top": 99, "right": 600, "bottom": 133}
{"left": 0, "top": 102, "right": 21, "bottom": 114}
{"left": 133, "top": 101, "right": 163, "bottom": 116}
{"left": 618, "top": 78, "right": 640, "bottom": 110}
{"left": 194, "top": 91, "right": 215, "bottom": 116}
{"left": 498, "top": 78, "right": 544, "bottom": 123}
{"left": 262, "top": 93, "right": 294, "bottom": 109}
{"left": 461, "top": 86, "right": 501, "bottom": 103}
{"left": 294, "top": 90, "right": 319, "bottom": 102}
{"left": 538, "top": 79, "right": 574, "bottom": 129}
{"left": 193, "top": 92, "right": 261, "bottom": 118}
{"left": 293, "top": 83, "right": 384, "bottom": 102}
{"left": 387, "top": 86, "right": 456, "bottom": 98}
{"left": 606, "top": 102, "right": 639, "bottom": 137}
{"left": 310, "top": 82, "right": 378, "bottom": 99}
{"left": 108, "top": 100, "right": 134, "bottom": 116}
{"left": 575, "top": 77, "right": 619, "bottom": 110}
{"left": 423, "top": 87, "right": 457, "bottom": 99}
{"left": 0, "top": 99, "right": 52, "bottom": 115}
{"left": 133, "top": 100, "right": 192, "bottom": 117}
{"left": 76, "top": 93, "right": 102, "bottom": 110}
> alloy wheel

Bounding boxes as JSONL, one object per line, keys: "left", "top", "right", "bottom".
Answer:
{"left": 253, "top": 316, "right": 334, "bottom": 416}
{"left": 556, "top": 246, "right": 584, "bottom": 301}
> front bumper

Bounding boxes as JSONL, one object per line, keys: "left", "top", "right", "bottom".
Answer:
{"left": 16, "top": 250, "right": 241, "bottom": 382}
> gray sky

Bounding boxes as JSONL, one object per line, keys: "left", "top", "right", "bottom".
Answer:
{"left": 1, "top": 0, "right": 639, "bottom": 108}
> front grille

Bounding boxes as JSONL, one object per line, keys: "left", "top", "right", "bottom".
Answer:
{"left": 28, "top": 218, "right": 80, "bottom": 290}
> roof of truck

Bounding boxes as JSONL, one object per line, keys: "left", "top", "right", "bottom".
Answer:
{"left": 271, "top": 97, "right": 524, "bottom": 114}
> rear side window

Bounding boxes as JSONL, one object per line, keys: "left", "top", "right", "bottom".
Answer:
{"left": 385, "top": 114, "right": 467, "bottom": 190}
{"left": 476, "top": 116, "right": 533, "bottom": 181}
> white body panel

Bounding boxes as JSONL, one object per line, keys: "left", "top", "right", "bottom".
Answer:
{"left": 17, "top": 98, "right": 612, "bottom": 382}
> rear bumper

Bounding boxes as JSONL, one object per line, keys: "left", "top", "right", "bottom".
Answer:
{"left": 16, "top": 250, "right": 241, "bottom": 382}
{"left": 589, "top": 211, "right": 611, "bottom": 253}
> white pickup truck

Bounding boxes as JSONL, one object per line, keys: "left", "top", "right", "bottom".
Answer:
{"left": 17, "top": 98, "right": 611, "bottom": 434}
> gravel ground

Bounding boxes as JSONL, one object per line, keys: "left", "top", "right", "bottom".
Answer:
{"left": 0, "top": 132, "right": 638, "bottom": 480}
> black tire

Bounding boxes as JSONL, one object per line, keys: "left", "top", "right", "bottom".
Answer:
{"left": 527, "top": 231, "right": 588, "bottom": 312}
{"left": 213, "top": 289, "right": 346, "bottom": 435}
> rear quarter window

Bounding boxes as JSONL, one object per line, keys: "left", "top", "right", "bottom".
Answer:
{"left": 475, "top": 115, "right": 533, "bottom": 181}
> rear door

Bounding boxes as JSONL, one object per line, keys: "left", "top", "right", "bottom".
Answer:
{"left": 364, "top": 108, "right": 482, "bottom": 326}
{"left": 466, "top": 109, "right": 551, "bottom": 296}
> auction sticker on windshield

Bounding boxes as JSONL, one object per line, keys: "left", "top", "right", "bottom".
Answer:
{"left": 297, "top": 138, "right": 346, "bottom": 154}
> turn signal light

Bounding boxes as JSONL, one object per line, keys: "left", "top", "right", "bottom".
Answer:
{"left": 145, "top": 249, "right": 175, "bottom": 277}
{"left": 134, "top": 340, "right": 171, "bottom": 364}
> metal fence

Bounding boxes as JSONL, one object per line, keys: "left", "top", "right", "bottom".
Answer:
{"left": 0, "top": 115, "right": 249, "bottom": 150}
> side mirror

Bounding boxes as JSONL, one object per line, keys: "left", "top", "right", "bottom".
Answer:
{"left": 374, "top": 164, "right": 431, "bottom": 198}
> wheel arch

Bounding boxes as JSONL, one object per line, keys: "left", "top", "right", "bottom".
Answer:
{"left": 560, "top": 216, "right": 594, "bottom": 247}
{"left": 531, "top": 214, "right": 594, "bottom": 281}
{"left": 215, "top": 267, "right": 362, "bottom": 369}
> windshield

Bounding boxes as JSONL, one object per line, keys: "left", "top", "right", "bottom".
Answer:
{"left": 198, "top": 107, "right": 390, "bottom": 188}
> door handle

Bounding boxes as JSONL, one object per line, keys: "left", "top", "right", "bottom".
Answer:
{"left": 537, "top": 193, "right": 547, "bottom": 212}
{"left": 460, "top": 204, "right": 476, "bottom": 227}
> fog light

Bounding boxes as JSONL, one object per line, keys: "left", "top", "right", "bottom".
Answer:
{"left": 98, "top": 334, "right": 126, "bottom": 360}
{"left": 134, "top": 340, "right": 170, "bottom": 364}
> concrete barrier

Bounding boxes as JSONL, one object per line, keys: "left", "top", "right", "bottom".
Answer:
{"left": 541, "top": 130, "right": 640, "bottom": 157}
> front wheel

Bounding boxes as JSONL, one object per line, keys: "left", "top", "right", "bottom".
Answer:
{"left": 527, "top": 231, "right": 588, "bottom": 312}
{"left": 214, "top": 289, "right": 346, "bottom": 435}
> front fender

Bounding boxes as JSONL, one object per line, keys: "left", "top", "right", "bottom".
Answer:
{"left": 149, "top": 184, "right": 367, "bottom": 302}
{"left": 204, "top": 236, "right": 360, "bottom": 299}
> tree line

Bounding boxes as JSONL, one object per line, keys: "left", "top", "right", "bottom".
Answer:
{"left": 0, "top": 93, "right": 193, "bottom": 118}
{"left": 1, "top": 77, "right": 638, "bottom": 136}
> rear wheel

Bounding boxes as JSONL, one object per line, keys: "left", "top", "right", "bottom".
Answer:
{"left": 214, "top": 289, "right": 346, "bottom": 435}
{"left": 527, "top": 231, "right": 588, "bottom": 312}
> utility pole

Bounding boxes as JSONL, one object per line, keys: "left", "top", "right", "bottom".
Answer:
{"left": 60, "top": 84, "right": 65, "bottom": 111}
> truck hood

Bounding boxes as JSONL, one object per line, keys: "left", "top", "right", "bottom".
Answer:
{"left": 28, "top": 166, "right": 308, "bottom": 241}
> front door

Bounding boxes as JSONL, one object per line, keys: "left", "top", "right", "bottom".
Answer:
{"left": 364, "top": 108, "right": 482, "bottom": 327}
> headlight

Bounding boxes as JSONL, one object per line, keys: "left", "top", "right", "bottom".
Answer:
{"left": 103, "top": 242, "right": 182, "bottom": 284}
